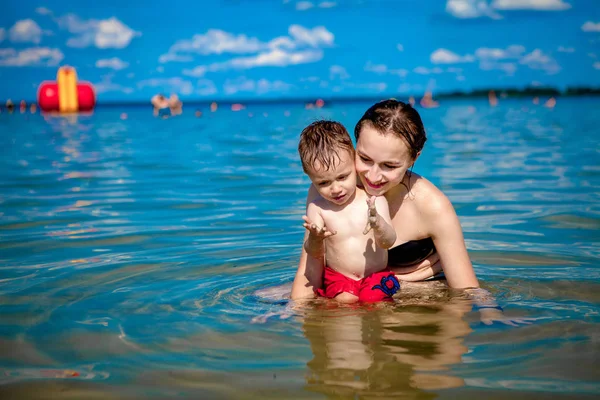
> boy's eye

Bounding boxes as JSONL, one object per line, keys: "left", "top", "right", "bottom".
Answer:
{"left": 318, "top": 181, "right": 330, "bottom": 187}
{"left": 337, "top": 174, "right": 348, "bottom": 181}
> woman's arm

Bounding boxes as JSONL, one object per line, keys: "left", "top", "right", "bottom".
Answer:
{"left": 419, "top": 185, "right": 479, "bottom": 289}
{"left": 291, "top": 185, "right": 325, "bottom": 300}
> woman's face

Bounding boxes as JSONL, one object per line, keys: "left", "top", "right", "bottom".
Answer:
{"left": 355, "top": 124, "right": 416, "bottom": 196}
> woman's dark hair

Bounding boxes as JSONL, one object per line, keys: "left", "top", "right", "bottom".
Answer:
{"left": 354, "top": 99, "right": 427, "bottom": 160}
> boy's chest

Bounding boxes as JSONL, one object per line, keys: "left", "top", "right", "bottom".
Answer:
{"left": 321, "top": 202, "right": 367, "bottom": 236}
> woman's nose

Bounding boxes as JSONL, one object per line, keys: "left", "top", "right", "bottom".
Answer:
{"left": 366, "top": 166, "right": 381, "bottom": 183}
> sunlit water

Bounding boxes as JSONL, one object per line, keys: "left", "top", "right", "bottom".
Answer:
{"left": 0, "top": 98, "right": 598, "bottom": 399}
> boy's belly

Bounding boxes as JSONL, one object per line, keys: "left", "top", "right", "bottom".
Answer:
{"left": 325, "top": 237, "right": 388, "bottom": 280}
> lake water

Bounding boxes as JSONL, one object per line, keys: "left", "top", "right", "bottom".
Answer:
{"left": 1, "top": 97, "right": 599, "bottom": 399}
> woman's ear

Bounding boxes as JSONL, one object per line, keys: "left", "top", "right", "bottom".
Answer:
{"left": 412, "top": 151, "right": 422, "bottom": 166}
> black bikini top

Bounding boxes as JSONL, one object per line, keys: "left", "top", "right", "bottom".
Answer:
{"left": 388, "top": 237, "right": 436, "bottom": 267}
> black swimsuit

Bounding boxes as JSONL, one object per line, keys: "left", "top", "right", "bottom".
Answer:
{"left": 387, "top": 237, "right": 436, "bottom": 267}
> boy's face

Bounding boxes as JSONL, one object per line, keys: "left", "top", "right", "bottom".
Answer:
{"left": 306, "top": 148, "right": 357, "bottom": 206}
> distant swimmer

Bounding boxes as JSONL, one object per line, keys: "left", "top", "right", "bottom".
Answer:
{"left": 151, "top": 94, "right": 170, "bottom": 117}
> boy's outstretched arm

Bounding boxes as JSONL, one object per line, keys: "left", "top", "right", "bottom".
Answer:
{"left": 291, "top": 190, "right": 332, "bottom": 300}
{"left": 291, "top": 238, "right": 323, "bottom": 300}
{"left": 363, "top": 196, "right": 396, "bottom": 249}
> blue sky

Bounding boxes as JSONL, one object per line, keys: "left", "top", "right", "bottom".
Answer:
{"left": 1, "top": 0, "right": 599, "bottom": 102}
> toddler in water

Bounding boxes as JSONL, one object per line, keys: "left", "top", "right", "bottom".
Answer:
{"left": 298, "top": 121, "right": 400, "bottom": 303}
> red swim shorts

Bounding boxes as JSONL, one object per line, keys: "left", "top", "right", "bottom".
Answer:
{"left": 316, "top": 267, "right": 400, "bottom": 302}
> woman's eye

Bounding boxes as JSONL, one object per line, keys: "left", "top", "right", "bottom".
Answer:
{"left": 359, "top": 156, "right": 371, "bottom": 162}
{"left": 384, "top": 164, "right": 398, "bottom": 169}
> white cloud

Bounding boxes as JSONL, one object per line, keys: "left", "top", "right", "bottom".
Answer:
{"left": 226, "top": 48, "right": 323, "bottom": 68}
{"left": 96, "top": 57, "right": 129, "bottom": 70}
{"left": 159, "top": 53, "right": 194, "bottom": 63}
{"left": 0, "top": 28, "right": 5, "bottom": 42}
{"left": 333, "top": 81, "right": 387, "bottom": 93}
{"left": 94, "top": 74, "right": 134, "bottom": 94}
{"left": 183, "top": 48, "right": 324, "bottom": 76}
{"left": 319, "top": 2, "right": 337, "bottom": 8}
{"left": 300, "top": 76, "right": 320, "bottom": 82}
{"left": 475, "top": 44, "right": 526, "bottom": 59}
{"left": 446, "top": 0, "right": 501, "bottom": 19}
{"left": 9, "top": 19, "right": 43, "bottom": 44}
{"left": 474, "top": 45, "right": 525, "bottom": 75}
{"left": 413, "top": 66, "right": 444, "bottom": 74}
{"left": 35, "top": 7, "right": 53, "bottom": 16}
{"left": 480, "top": 60, "right": 517, "bottom": 74}
{"left": 557, "top": 46, "right": 575, "bottom": 53}
{"left": 365, "top": 62, "right": 388, "bottom": 74}
{"left": 397, "top": 44, "right": 404, "bottom": 52}
{"left": 196, "top": 79, "right": 217, "bottom": 96}
{"left": 168, "top": 29, "right": 263, "bottom": 55}
{"left": 330, "top": 65, "right": 349, "bottom": 79}
{"left": 288, "top": 25, "right": 333, "bottom": 47}
{"left": 138, "top": 77, "right": 194, "bottom": 95}
{"left": 364, "top": 61, "right": 408, "bottom": 77}
{"left": 397, "top": 83, "right": 422, "bottom": 93}
{"left": 520, "top": 48, "right": 561, "bottom": 74}
{"left": 447, "top": 0, "right": 570, "bottom": 19}
{"left": 430, "top": 48, "right": 475, "bottom": 63}
{"left": 0, "top": 47, "right": 63, "bottom": 66}
{"left": 295, "top": 1, "right": 337, "bottom": 10}
{"left": 491, "top": 0, "right": 571, "bottom": 10}
{"left": 296, "top": 1, "right": 314, "bottom": 10}
{"left": 582, "top": 21, "right": 600, "bottom": 32}
{"left": 182, "top": 66, "right": 207, "bottom": 77}
{"left": 57, "top": 14, "right": 140, "bottom": 49}
{"left": 160, "top": 24, "right": 333, "bottom": 71}
{"left": 223, "top": 77, "right": 293, "bottom": 95}
{"left": 95, "top": 18, "right": 140, "bottom": 49}
{"left": 593, "top": 62, "right": 600, "bottom": 70}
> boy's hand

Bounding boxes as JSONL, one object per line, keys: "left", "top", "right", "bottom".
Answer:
{"left": 302, "top": 216, "right": 336, "bottom": 239}
{"left": 363, "top": 196, "right": 379, "bottom": 235}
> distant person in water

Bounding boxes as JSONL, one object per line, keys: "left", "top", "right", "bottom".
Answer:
{"left": 151, "top": 93, "right": 183, "bottom": 117}
{"left": 168, "top": 94, "right": 183, "bottom": 116}
{"left": 298, "top": 120, "right": 399, "bottom": 303}
{"left": 151, "top": 94, "right": 169, "bottom": 117}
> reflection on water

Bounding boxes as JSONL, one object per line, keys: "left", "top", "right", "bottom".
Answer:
{"left": 0, "top": 98, "right": 599, "bottom": 398}
{"left": 303, "top": 299, "right": 471, "bottom": 399}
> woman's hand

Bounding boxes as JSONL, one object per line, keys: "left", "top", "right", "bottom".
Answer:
{"left": 478, "top": 307, "right": 536, "bottom": 326}
{"left": 363, "top": 196, "right": 378, "bottom": 235}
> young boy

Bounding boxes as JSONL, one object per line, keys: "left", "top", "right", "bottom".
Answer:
{"left": 298, "top": 120, "right": 400, "bottom": 303}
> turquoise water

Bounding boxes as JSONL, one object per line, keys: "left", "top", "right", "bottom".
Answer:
{"left": 0, "top": 98, "right": 599, "bottom": 399}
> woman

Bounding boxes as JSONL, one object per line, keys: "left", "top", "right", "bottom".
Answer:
{"left": 291, "top": 99, "right": 529, "bottom": 325}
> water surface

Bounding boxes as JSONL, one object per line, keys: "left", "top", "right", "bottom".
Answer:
{"left": 0, "top": 97, "right": 599, "bottom": 398}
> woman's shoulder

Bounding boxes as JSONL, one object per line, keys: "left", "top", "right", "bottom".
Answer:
{"left": 406, "top": 173, "right": 454, "bottom": 216}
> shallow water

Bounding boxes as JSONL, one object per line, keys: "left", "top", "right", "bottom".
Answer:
{"left": 0, "top": 98, "right": 599, "bottom": 399}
